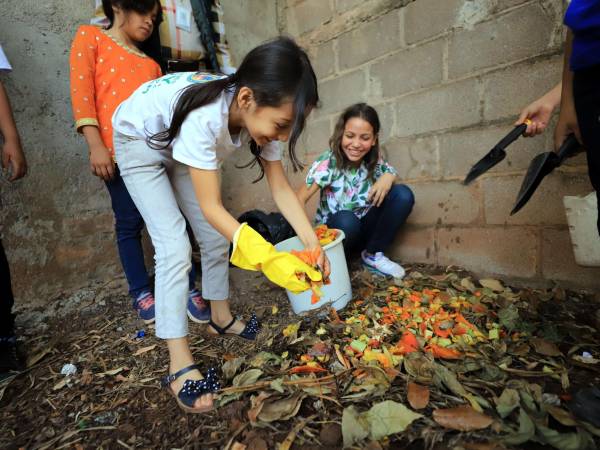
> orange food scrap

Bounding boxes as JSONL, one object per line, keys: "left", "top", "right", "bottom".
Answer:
{"left": 395, "top": 331, "right": 419, "bottom": 354}
{"left": 289, "top": 365, "right": 327, "bottom": 374}
{"left": 314, "top": 224, "right": 339, "bottom": 245}
{"left": 426, "top": 344, "right": 463, "bottom": 360}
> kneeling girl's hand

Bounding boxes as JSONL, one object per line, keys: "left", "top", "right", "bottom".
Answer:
{"left": 368, "top": 172, "right": 395, "bottom": 207}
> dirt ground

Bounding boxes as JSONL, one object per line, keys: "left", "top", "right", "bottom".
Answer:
{"left": 1, "top": 264, "right": 599, "bottom": 450}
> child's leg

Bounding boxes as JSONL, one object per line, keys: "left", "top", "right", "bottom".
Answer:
{"left": 326, "top": 210, "right": 362, "bottom": 255}
{"left": 0, "top": 238, "right": 15, "bottom": 338}
{"left": 361, "top": 184, "right": 415, "bottom": 253}
{"left": 168, "top": 162, "right": 248, "bottom": 334}
{"left": 573, "top": 64, "right": 600, "bottom": 236}
{"left": 116, "top": 147, "right": 191, "bottom": 338}
{"left": 0, "top": 238, "right": 18, "bottom": 372}
{"left": 104, "top": 167, "right": 151, "bottom": 299}
{"left": 115, "top": 134, "right": 212, "bottom": 410}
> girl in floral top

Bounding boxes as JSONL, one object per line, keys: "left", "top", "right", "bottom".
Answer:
{"left": 297, "top": 103, "right": 414, "bottom": 278}
{"left": 70, "top": 0, "right": 207, "bottom": 324}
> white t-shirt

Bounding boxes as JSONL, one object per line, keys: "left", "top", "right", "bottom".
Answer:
{"left": 112, "top": 72, "right": 281, "bottom": 170}
{"left": 0, "top": 45, "right": 12, "bottom": 72}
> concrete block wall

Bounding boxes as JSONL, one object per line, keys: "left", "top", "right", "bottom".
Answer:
{"left": 0, "top": 0, "right": 125, "bottom": 304}
{"left": 277, "top": 0, "right": 600, "bottom": 290}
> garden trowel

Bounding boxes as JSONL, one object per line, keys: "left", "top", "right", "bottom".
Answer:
{"left": 463, "top": 122, "right": 529, "bottom": 185}
{"left": 510, "top": 134, "right": 582, "bottom": 215}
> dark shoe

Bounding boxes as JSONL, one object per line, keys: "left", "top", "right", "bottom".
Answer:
{"left": 207, "top": 313, "right": 260, "bottom": 341}
{"left": 133, "top": 291, "right": 155, "bottom": 324}
{"left": 0, "top": 336, "right": 21, "bottom": 373}
{"left": 161, "top": 364, "right": 220, "bottom": 413}
{"left": 187, "top": 289, "right": 211, "bottom": 324}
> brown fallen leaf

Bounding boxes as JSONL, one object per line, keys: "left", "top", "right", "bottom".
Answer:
{"left": 320, "top": 423, "right": 342, "bottom": 446}
{"left": 231, "top": 442, "right": 246, "bottom": 450}
{"left": 530, "top": 338, "right": 562, "bottom": 357}
{"left": 433, "top": 405, "right": 493, "bottom": 431}
{"left": 479, "top": 278, "right": 504, "bottom": 292}
{"left": 133, "top": 344, "right": 157, "bottom": 356}
{"left": 407, "top": 382, "right": 430, "bottom": 410}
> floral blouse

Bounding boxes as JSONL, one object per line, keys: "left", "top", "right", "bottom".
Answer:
{"left": 306, "top": 150, "right": 398, "bottom": 224}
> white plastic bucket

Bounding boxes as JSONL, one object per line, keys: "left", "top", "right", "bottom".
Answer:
{"left": 564, "top": 192, "right": 600, "bottom": 267}
{"left": 275, "top": 229, "right": 352, "bottom": 314}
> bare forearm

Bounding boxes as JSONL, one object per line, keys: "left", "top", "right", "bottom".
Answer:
{"left": 0, "top": 81, "right": 20, "bottom": 141}
{"left": 545, "top": 83, "right": 562, "bottom": 110}
{"left": 81, "top": 124, "right": 104, "bottom": 147}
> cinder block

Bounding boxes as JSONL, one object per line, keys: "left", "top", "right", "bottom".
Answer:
{"left": 404, "top": 0, "right": 463, "bottom": 44}
{"left": 376, "top": 101, "right": 395, "bottom": 143}
{"left": 448, "top": 3, "right": 558, "bottom": 79}
{"left": 541, "top": 229, "right": 600, "bottom": 290}
{"left": 482, "top": 173, "right": 593, "bottom": 226}
{"left": 369, "top": 39, "right": 443, "bottom": 100}
{"left": 389, "top": 225, "right": 436, "bottom": 264}
{"left": 438, "top": 124, "right": 547, "bottom": 179}
{"left": 394, "top": 77, "right": 482, "bottom": 137}
{"left": 285, "top": 0, "right": 334, "bottom": 36}
{"left": 318, "top": 69, "right": 367, "bottom": 115}
{"left": 335, "top": 0, "right": 363, "bottom": 13}
{"left": 310, "top": 40, "right": 336, "bottom": 80}
{"left": 482, "top": 57, "right": 563, "bottom": 122}
{"left": 338, "top": 10, "right": 401, "bottom": 70}
{"left": 382, "top": 135, "right": 439, "bottom": 180}
{"left": 437, "top": 226, "right": 538, "bottom": 278}
{"left": 297, "top": 117, "right": 332, "bottom": 159}
{"left": 407, "top": 180, "right": 481, "bottom": 225}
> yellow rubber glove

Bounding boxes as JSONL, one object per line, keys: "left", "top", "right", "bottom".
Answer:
{"left": 230, "top": 223, "right": 322, "bottom": 293}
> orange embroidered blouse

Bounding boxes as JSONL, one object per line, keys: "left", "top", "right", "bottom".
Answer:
{"left": 69, "top": 25, "right": 161, "bottom": 155}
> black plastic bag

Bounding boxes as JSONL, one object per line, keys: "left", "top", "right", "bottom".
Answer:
{"left": 237, "top": 209, "right": 295, "bottom": 245}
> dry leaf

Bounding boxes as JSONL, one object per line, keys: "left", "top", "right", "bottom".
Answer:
{"left": 97, "top": 367, "right": 127, "bottom": 377}
{"left": 247, "top": 392, "right": 271, "bottom": 423}
{"left": 479, "top": 278, "right": 504, "bottom": 292}
{"left": 320, "top": 423, "right": 342, "bottom": 446}
{"left": 433, "top": 406, "right": 493, "bottom": 431}
{"left": 231, "top": 442, "right": 246, "bottom": 450}
{"left": 530, "top": 338, "right": 562, "bottom": 357}
{"left": 258, "top": 393, "right": 305, "bottom": 422}
{"left": 133, "top": 344, "right": 156, "bottom": 356}
{"left": 407, "top": 382, "right": 430, "bottom": 410}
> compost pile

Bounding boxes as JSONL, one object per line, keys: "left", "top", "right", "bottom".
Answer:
{"left": 1, "top": 266, "right": 599, "bottom": 449}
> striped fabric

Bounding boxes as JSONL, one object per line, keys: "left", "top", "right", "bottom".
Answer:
{"left": 92, "top": 0, "right": 235, "bottom": 74}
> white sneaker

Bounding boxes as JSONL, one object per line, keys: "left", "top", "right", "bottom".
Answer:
{"left": 361, "top": 250, "right": 406, "bottom": 279}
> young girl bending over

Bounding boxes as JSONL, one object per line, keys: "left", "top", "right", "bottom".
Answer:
{"left": 112, "top": 37, "right": 329, "bottom": 413}
{"left": 297, "top": 103, "right": 414, "bottom": 279}
{"left": 70, "top": 0, "right": 205, "bottom": 324}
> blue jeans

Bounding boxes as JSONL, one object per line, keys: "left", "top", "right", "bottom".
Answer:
{"left": 105, "top": 166, "right": 196, "bottom": 299}
{"left": 326, "top": 184, "right": 415, "bottom": 255}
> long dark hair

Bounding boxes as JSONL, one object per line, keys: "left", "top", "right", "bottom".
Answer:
{"left": 149, "top": 36, "right": 319, "bottom": 180}
{"left": 330, "top": 103, "right": 381, "bottom": 181}
{"left": 102, "top": 0, "right": 163, "bottom": 28}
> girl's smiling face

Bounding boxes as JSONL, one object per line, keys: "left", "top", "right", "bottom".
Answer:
{"left": 235, "top": 88, "right": 296, "bottom": 146}
{"left": 341, "top": 117, "right": 377, "bottom": 164}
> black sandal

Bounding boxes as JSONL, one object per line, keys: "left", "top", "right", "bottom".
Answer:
{"left": 207, "top": 313, "right": 260, "bottom": 341}
{"left": 161, "top": 364, "right": 220, "bottom": 413}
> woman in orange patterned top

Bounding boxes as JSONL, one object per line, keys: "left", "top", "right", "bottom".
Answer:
{"left": 70, "top": 1, "right": 209, "bottom": 325}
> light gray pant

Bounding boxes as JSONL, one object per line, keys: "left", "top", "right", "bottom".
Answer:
{"left": 114, "top": 131, "right": 229, "bottom": 339}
